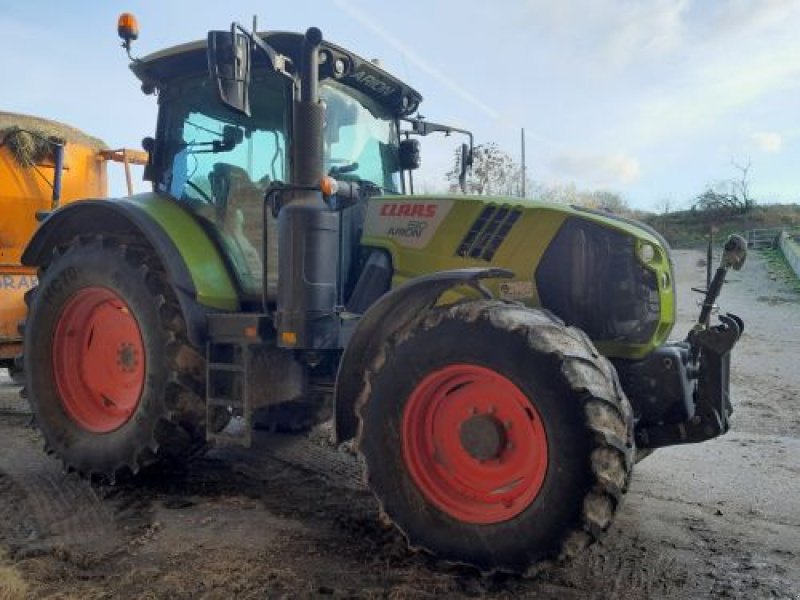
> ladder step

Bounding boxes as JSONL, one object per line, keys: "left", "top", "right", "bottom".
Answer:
{"left": 206, "top": 339, "right": 253, "bottom": 448}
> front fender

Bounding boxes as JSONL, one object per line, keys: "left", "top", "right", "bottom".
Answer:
{"left": 334, "top": 267, "right": 513, "bottom": 443}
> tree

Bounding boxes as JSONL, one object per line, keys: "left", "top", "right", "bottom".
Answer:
{"left": 693, "top": 158, "right": 755, "bottom": 214}
{"left": 526, "top": 182, "right": 629, "bottom": 213}
{"left": 446, "top": 142, "right": 519, "bottom": 196}
{"left": 655, "top": 198, "right": 673, "bottom": 215}
{"left": 444, "top": 141, "right": 629, "bottom": 215}
{"left": 588, "top": 190, "right": 629, "bottom": 213}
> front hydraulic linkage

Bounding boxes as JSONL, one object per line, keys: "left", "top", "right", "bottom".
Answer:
{"left": 636, "top": 235, "right": 747, "bottom": 449}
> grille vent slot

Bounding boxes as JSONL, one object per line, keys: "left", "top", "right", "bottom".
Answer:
{"left": 455, "top": 204, "right": 522, "bottom": 261}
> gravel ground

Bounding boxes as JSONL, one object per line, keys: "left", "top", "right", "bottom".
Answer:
{"left": 0, "top": 248, "right": 798, "bottom": 599}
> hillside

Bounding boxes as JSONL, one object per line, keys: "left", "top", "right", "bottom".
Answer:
{"left": 640, "top": 203, "right": 800, "bottom": 248}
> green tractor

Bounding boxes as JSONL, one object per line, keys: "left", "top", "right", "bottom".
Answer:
{"left": 19, "top": 15, "right": 746, "bottom": 572}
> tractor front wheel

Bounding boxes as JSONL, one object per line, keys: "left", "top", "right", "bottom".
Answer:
{"left": 357, "top": 300, "right": 634, "bottom": 573}
{"left": 23, "top": 236, "right": 211, "bottom": 480}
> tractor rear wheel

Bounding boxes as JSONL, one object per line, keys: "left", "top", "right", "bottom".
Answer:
{"left": 23, "top": 236, "right": 213, "bottom": 480}
{"left": 357, "top": 300, "right": 634, "bottom": 573}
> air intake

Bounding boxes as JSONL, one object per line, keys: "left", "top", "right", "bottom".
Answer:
{"left": 455, "top": 204, "right": 522, "bottom": 261}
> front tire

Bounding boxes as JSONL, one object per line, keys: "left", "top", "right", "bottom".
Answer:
{"left": 24, "top": 237, "right": 210, "bottom": 480}
{"left": 357, "top": 300, "right": 634, "bottom": 573}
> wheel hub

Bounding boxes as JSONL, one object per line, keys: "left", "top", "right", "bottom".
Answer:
{"left": 459, "top": 414, "right": 507, "bottom": 462}
{"left": 117, "top": 342, "right": 139, "bottom": 373}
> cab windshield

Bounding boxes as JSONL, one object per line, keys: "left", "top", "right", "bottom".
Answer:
{"left": 322, "top": 82, "right": 400, "bottom": 193}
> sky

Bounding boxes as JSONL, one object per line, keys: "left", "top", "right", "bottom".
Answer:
{"left": 1, "top": 0, "right": 798, "bottom": 211}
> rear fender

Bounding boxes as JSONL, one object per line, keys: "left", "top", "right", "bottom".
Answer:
{"left": 22, "top": 194, "right": 240, "bottom": 346}
{"left": 334, "top": 267, "right": 513, "bottom": 443}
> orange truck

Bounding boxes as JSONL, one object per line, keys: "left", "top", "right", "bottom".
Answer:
{"left": 0, "top": 111, "right": 145, "bottom": 381}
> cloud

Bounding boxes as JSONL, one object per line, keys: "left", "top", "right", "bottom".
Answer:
{"left": 548, "top": 152, "right": 641, "bottom": 186}
{"left": 750, "top": 131, "right": 783, "bottom": 153}
{"left": 617, "top": 4, "right": 800, "bottom": 150}
{"left": 331, "top": 0, "right": 499, "bottom": 119}
{"left": 599, "top": 0, "right": 690, "bottom": 68}
{"left": 520, "top": 0, "right": 690, "bottom": 70}
{"left": 517, "top": 1, "right": 800, "bottom": 156}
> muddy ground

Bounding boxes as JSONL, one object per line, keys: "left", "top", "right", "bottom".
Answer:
{"left": 0, "top": 249, "right": 798, "bottom": 600}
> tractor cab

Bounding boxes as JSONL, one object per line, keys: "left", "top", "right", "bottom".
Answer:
{"left": 129, "top": 31, "right": 433, "bottom": 305}
{"left": 131, "top": 32, "right": 471, "bottom": 318}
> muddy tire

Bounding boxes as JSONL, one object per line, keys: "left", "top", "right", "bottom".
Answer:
{"left": 357, "top": 300, "right": 634, "bottom": 573}
{"left": 23, "top": 236, "right": 214, "bottom": 480}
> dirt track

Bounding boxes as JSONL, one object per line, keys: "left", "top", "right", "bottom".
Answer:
{"left": 1, "top": 249, "right": 798, "bottom": 599}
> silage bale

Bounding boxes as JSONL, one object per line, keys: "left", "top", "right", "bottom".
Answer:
{"left": 0, "top": 111, "right": 107, "bottom": 168}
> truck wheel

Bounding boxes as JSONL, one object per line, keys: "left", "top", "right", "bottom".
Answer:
{"left": 23, "top": 236, "right": 212, "bottom": 480}
{"left": 357, "top": 300, "right": 634, "bottom": 573}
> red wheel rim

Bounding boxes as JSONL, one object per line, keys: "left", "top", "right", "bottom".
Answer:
{"left": 52, "top": 287, "right": 145, "bottom": 433}
{"left": 402, "top": 364, "right": 548, "bottom": 524}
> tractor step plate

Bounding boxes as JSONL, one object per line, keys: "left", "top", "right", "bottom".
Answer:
{"left": 206, "top": 341, "right": 255, "bottom": 448}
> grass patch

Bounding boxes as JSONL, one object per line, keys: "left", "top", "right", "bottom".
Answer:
{"left": 761, "top": 249, "right": 800, "bottom": 294}
{"left": 0, "top": 549, "right": 27, "bottom": 600}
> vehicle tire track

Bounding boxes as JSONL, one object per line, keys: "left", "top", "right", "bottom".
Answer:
{"left": 0, "top": 417, "right": 120, "bottom": 557}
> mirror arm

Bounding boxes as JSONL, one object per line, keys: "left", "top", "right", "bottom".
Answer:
{"left": 400, "top": 117, "right": 474, "bottom": 194}
{"left": 230, "top": 22, "right": 294, "bottom": 79}
{"left": 400, "top": 117, "right": 474, "bottom": 163}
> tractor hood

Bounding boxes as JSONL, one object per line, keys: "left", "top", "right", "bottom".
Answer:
{"left": 361, "top": 194, "right": 676, "bottom": 359}
{"left": 130, "top": 31, "right": 422, "bottom": 117}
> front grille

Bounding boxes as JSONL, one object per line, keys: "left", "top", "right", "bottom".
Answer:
{"left": 535, "top": 217, "right": 661, "bottom": 345}
{"left": 455, "top": 204, "right": 522, "bottom": 261}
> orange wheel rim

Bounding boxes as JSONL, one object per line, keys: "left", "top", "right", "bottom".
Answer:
{"left": 402, "top": 364, "right": 548, "bottom": 524}
{"left": 52, "top": 287, "right": 145, "bottom": 433}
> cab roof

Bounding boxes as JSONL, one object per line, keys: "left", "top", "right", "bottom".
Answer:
{"left": 131, "top": 30, "right": 422, "bottom": 117}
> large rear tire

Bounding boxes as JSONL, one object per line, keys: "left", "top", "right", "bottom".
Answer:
{"left": 23, "top": 236, "right": 214, "bottom": 480}
{"left": 357, "top": 300, "right": 634, "bottom": 573}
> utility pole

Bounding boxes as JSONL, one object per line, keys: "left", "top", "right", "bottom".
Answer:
{"left": 520, "top": 128, "right": 526, "bottom": 198}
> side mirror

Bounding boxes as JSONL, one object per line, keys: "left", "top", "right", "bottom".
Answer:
{"left": 207, "top": 30, "right": 252, "bottom": 116}
{"left": 216, "top": 125, "right": 244, "bottom": 152}
{"left": 458, "top": 143, "right": 472, "bottom": 193}
{"left": 142, "top": 136, "right": 155, "bottom": 182}
{"left": 399, "top": 139, "right": 421, "bottom": 171}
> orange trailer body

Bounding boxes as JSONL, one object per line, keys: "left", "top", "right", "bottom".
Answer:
{"left": 0, "top": 111, "right": 145, "bottom": 366}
